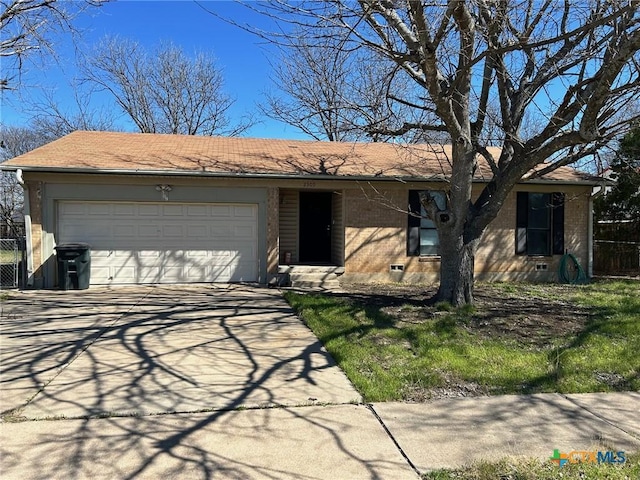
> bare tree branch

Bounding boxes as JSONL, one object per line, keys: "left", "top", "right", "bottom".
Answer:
{"left": 79, "top": 37, "right": 253, "bottom": 136}
{"left": 0, "top": 0, "right": 106, "bottom": 90}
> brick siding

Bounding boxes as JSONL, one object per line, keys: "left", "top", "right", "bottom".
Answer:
{"left": 341, "top": 183, "right": 593, "bottom": 283}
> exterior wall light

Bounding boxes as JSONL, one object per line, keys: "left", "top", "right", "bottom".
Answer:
{"left": 155, "top": 184, "right": 172, "bottom": 201}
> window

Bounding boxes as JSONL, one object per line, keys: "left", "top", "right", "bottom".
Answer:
{"left": 516, "top": 192, "right": 565, "bottom": 256}
{"left": 407, "top": 190, "right": 446, "bottom": 256}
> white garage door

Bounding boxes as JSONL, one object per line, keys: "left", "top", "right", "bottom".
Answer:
{"left": 57, "top": 202, "right": 258, "bottom": 285}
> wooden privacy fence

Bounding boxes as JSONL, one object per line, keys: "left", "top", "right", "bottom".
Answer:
{"left": 593, "top": 240, "right": 640, "bottom": 276}
{"left": 593, "top": 220, "right": 640, "bottom": 277}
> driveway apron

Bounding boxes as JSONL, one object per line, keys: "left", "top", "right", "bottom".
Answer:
{"left": 1, "top": 285, "right": 361, "bottom": 420}
{"left": 0, "top": 290, "right": 140, "bottom": 415}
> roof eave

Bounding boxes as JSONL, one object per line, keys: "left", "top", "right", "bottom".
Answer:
{"left": 0, "top": 165, "right": 604, "bottom": 186}
{"left": 0, "top": 165, "right": 445, "bottom": 183}
{"left": 516, "top": 177, "right": 605, "bottom": 186}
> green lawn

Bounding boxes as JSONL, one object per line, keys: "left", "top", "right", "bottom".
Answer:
{"left": 284, "top": 279, "right": 640, "bottom": 402}
{"left": 423, "top": 451, "right": 639, "bottom": 480}
{"left": 0, "top": 249, "right": 18, "bottom": 264}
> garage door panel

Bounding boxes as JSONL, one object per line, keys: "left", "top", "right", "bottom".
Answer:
{"left": 231, "top": 264, "right": 258, "bottom": 282}
{"left": 186, "top": 264, "right": 206, "bottom": 276}
{"left": 90, "top": 265, "right": 111, "bottom": 278}
{"left": 138, "top": 225, "right": 160, "bottom": 237}
{"left": 114, "top": 204, "right": 135, "bottom": 215}
{"left": 112, "top": 266, "right": 136, "bottom": 282}
{"left": 138, "top": 267, "right": 162, "bottom": 282}
{"left": 187, "top": 205, "right": 208, "bottom": 216}
{"left": 235, "top": 225, "right": 255, "bottom": 236}
{"left": 88, "top": 204, "right": 110, "bottom": 215}
{"left": 112, "top": 250, "right": 136, "bottom": 258}
{"left": 188, "top": 225, "right": 208, "bottom": 237}
{"left": 186, "top": 250, "right": 210, "bottom": 258}
{"left": 162, "top": 225, "right": 184, "bottom": 237}
{"left": 234, "top": 205, "right": 256, "bottom": 217}
{"left": 164, "top": 266, "right": 186, "bottom": 281}
{"left": 163, "top": 205, "right": 184, "bottom": 215}
{"left": 139, "top": 204, "right": 160, "bottom": 215}
{"left": 210, "top": 265, "right": 232, "bottom": 277}
{"left": 60, "top": 203, "right": 86, "bottom": 215}
{"left": 211, "top": 226, "right": 233, "bottom": 238}
{"left": 138, "top": 250, "right": 162, "bottom": 258}
{"left": 210, "top": 205, "right": 232, "bottom": 215}
{"left": 58, "top": 201, "right": 258, "bottom": 285}
{"left": 60, "top": 222, "right": 106, "bottom": 240}
{"left": 113, "top": 225, "right": 136, "bottom": 237}
{"left": 208, "top": 253, "right": 234, "bottom": 261}
{"left": 161, "top": 253, "right": 189, "bottom": 266}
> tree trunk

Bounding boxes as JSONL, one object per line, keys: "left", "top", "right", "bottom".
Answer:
{"left": 436, "top": 228, "right": 480, "bottom": 306}
{"left": 424, "top": 137, "right": 482, "bottom": 307}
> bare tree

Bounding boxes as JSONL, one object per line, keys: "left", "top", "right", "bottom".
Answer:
{"left": 0, "top": 170, "right": 23, "bottom": 236}
{"left": 82, "top": 37, "right": 253, "bottom": 136}
{"left": 0, "top": 0, "right": 105, "bottom": 90}
{"left": 262, "top": 35, "right": 354, "bottom": 141}
{"left": 0, "top": 125, "right": 51, "bottom": 158}
{"left": 249, "top": 0, "right": 640, "bottom": 305}
{"left": 262, "top": 29, "right": 442, "bottom": 142}
{"left": 0, "top": 109, "right": 113, "bottom": 234}
{"left": 0, "top": 126, "right": 48, "bottom": 237}
{"left": 25, "top": 84, "right": 118, "bottom": 137}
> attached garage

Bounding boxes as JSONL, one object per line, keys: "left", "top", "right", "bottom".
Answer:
{"left": 57, "top": 201, "right": 259, "bottom": 285}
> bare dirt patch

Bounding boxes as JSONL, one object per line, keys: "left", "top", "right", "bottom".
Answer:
{"left": 340, "top": 282, "right": 590, "bottom": 347}
{"left": 336, "top": 282, "right": 593, "bottom": 400}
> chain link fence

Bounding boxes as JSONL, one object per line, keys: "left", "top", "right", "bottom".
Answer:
{"left": 1, "top": 238, "right": 25, "bottom": 289}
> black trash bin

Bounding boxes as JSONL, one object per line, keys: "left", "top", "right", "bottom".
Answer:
{"left": 55, "top": 243, "right": 91, "bottom": 290}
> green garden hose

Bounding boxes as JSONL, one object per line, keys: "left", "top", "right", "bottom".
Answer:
{"left": 558, "top": 253, "right": 588, "bottom": 284}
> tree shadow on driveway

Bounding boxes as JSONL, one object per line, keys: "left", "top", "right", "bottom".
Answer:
{"left": 0, "top": 285, "right": 418, "bottom": 479}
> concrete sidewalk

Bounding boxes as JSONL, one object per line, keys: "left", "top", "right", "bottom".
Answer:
{"left": 1, "top": 392, "right": 638, "bottom": 479}
{"left": 373, "top": 392, "right": 640, "bottom": 472}
{"left": 0, "top": 404, "right": 418, "bottom": 480}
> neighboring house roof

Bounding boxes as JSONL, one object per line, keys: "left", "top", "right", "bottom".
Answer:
{"left": 1, "top": 130, "right": 601, "bottom": 184}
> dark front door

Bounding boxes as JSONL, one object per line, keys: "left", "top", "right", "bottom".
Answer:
{"left": 299, "top": 191, "right": 332, "bottom": 263}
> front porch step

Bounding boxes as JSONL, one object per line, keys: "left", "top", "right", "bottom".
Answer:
{"left": 277, "top": 266, "right": 344, "bottom": 290}
{"left": 289, "top": 274, "right": 341, "bottom": 289}
{"left": 278, "top": 265, "right": 345, "bottom": 275}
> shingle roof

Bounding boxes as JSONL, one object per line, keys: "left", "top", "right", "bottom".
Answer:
{"left": 1, "top": 130, "right": 600, "bottom": 184}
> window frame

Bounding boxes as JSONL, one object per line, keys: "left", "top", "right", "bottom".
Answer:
{"left": 407, "top": 190, "right": 446, "bottom": 257}
{"left": 516, "top": 191, "right": 565, "bottom": 256}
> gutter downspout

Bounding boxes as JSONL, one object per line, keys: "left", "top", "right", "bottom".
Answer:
{"left": 590, "top": 186, "right": 606, "bottom": 279}
{"left": 16, "top": 169, "right": 34, "bottom": 287}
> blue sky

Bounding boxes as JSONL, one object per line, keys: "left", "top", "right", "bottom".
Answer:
{"left": 1, "top": 0, "right": 306, "bottom": 139}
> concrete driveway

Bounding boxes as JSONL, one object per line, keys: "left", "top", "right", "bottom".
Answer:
{"left": 1, "top": 285, "right": 422, "bottom": 479}
{"left": 0, "top": 284, "right": 361, "bottom": 420}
